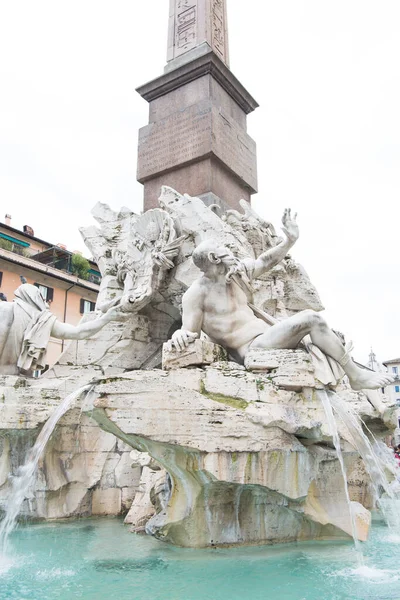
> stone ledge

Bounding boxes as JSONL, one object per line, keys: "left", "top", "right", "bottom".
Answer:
{"left": 245, "top": 348, "right": 316, "bottom": 391}
{"left": 162, "top": 339, "right": 227, "bottom": 370}
{"left": 136, "top": 49, "right": 259, "bottom": 115}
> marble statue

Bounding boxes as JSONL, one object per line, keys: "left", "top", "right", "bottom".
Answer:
{"left": 0, "top": 283, "right": 126, "bottom": 376}
{"left": 168, "top": 209, "right": 394, "bottom": 392}
{"left": 81, "top": 205, "right": 186, "bottom": 316}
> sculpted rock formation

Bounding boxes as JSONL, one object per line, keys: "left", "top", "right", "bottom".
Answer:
{"left": 82, "top": 358, "right": 391, "bottom": 546}
{"left": 0, "top": 188, "right": 396, "bottom": 549}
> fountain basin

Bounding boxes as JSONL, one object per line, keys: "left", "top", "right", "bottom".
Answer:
{"left": 1, "top": 518, "right": 399, "bottom": 600}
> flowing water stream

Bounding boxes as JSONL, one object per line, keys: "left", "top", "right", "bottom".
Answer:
{"left": 328, "top": 391, "right": 400, "bottom": 533}
{"left": 317, "top": 390, "right": 363, "bottom": 560}
{"left": 0, "top": 384, "right": 92, "bottom": 555}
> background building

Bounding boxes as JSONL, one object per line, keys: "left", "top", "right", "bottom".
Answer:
{"left": 0, "top": 213, "right": 100, "bottom": 368}
{"left": 382, "top": 357, "right": 400, "bottom": 406}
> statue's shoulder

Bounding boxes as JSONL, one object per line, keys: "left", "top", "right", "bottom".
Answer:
{"left": 183, "top": 278, "right": 207, "bottom": 302}
{"left": 0, "top": 302, "right": 14, "bottom": 324}
{"left": 0, "top": 302, "right": 13, "bottom": 314}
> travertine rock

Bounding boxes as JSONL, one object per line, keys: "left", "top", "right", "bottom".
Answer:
{"left": 78, "top": 366, "right": 390, "bottom": 547}
{"left": 0, "top": 375, "right": 141, "bottom": 522}
{"left": 245, "top": 348, "right": 317, "bottom": 391}
{"left": 92, "top": 488, "right": 122, "bottom": 516}
{"left": 162, "top": 339, "right": 227, "bottom": 370}
{"left": 0, "top": 190, "right": 394, "bottom": 551}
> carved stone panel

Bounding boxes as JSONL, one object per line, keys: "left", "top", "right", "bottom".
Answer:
{"left": 211, "top": 106, "right": 257, "bottom": 191}
{"left": 137, "top": 100, "right": 212, "bottom": 182}
{"left": 211, "top": 0, "right": 228, "bottom": 63}
{"left": 175, "top": 0, "right": 198, "bottom": 56}
{"left": 137, "top": 100, "right": 257, "bottom": 192}
{"left": 167, "top": 0, "right": 229, "bottom": 66}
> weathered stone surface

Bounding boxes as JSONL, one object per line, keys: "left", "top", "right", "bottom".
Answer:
{"left": 162, "top": 339, "right": 227, "bottom": 370}
{"left": 0, "top": 375, "right": 138, "bottom": 522}
{"left": 77, "top": 366, "right": 393, "bottom": 547}
{"left": 92, "top": 488, "right": 122, "bottom": 516}
{"left": 245, "top": 348, "right": 318, "bottom": 391}
{"left": 124, "top": 466, "right": 159, "bottom": 528}
{"left": 0, "top": 437, "right": 10, "bottom": 487}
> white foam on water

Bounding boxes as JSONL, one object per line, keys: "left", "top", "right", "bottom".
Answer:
{"left": 335, "top": 565, "right": 399, "bottom": 583}
{"left": 35, "top": 567, "right": 76, "bottom": 580}
{"left": 0, "top": 553, "right": 15, "bottom": 576}
{"left": 383, "top": 533, "right": 400, "bottom": 544}
{"left": 350, "top": 565, "right": 399, "bottom": 582}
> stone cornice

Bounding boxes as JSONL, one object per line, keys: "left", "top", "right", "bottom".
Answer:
{"left": 136, "top": 50, "right": 259, "bottom": 115}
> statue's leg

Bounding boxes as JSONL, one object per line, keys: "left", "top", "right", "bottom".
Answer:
{"left": 250, "top": 309, "right": 316, "bottom": 350}
{"left": 250, "top": 309, "right": 394, "bottom": 391}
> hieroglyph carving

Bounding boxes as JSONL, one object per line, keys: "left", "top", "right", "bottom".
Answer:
{"left": 175, "top": 0, "right": 198, "bottom": 54}
{"left": 211, "top": 0, "right": 227, "bottom": 61}
{"left": 168, "top": 0, "right": 229, "bottom": 65}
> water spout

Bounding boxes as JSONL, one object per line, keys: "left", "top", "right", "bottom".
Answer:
{"left": 0, "top": 384, "right": 92, "bottom": 555}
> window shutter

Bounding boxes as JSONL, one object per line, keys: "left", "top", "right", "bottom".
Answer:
{"left": 47, "top": 287, "right": 54, "bottom": 302}
{"left": 80, "top": 298, "right": 85, "bottom": 314}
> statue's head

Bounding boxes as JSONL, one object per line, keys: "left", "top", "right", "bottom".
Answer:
{"left": 192, "top": 239, "right": 238, "bottom": 273}
{"left": 14, "top": 283, "right": 48, "bottom": 311}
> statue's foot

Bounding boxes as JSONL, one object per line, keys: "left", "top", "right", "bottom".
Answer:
{"left": 349, "top": 370, "right": 395, "bottom": 391}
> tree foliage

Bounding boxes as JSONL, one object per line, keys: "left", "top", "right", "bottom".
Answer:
{"left": 71, "top": 253, "right": 90, "bottom": 280}
{"left": 0, "top": 238, "right": 13, "bottom": 251}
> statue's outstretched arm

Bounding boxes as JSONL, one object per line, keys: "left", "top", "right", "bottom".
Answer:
{"left": 50, "top": 305, "right": 125, "bottom": 341}
{"left": 252, "top": 208, "right": 299, "bottom": 278}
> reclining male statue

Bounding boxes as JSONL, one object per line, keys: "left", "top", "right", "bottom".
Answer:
{"left": 0, "top": 283, "right": 126, "bottom": 376}
{"left": 168, "top": 209, "right": 393, "bottom": 391}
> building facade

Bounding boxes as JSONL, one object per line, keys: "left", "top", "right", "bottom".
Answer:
{"left": 382, "top": 358, "right": 400, "bottom": 406}
{"left": 0, "top": 214, "right": 100, "bottom": 369}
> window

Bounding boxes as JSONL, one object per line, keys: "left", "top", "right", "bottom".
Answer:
{"left": 392, "top": 366, "right": 398, "bottom": 374}
{"left": 80, "top": 299, "right": 96, "bottom": 314}
{"left": 34, "top": 283, "right": 54, "bottom": 302}
{"left": 395, "top": 386, "right": 400, "bottom": 393}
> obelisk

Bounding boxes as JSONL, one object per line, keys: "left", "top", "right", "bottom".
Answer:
{"left": 136, "top": 0, "right": 258, "bottom": 211}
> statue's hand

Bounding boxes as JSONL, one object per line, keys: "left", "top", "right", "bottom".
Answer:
{"left": 103, "top": 304, "right": 131, "bottom": 322}
{"left": 125, "top": 289, "right": 151, "bottom": 313}
{"left": 281, "top": 208, "right": 299, "bottom": 243}
{"left": 167, "top": 329, "right": 198, "bottom": 352}
{"left": 225, "top": 260, "right": 247, "bottom": 283}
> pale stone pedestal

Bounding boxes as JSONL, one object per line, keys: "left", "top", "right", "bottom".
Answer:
{"left": 162, "top": 339, "right": 227, "bottom": 370}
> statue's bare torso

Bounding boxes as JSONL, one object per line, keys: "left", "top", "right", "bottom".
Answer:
{"left": 193, "top": 277, "right": 266, "bottom": 355}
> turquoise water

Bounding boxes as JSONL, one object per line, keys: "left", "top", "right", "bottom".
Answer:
{"left": 0, "top": 519, "right": 399, "bottom": 600}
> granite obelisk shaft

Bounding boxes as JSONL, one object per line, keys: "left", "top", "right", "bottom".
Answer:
{"left": 137, "top": 1, "right": 258, "bottom": 211}
{"left": 167, "top": 0, "right": 229, "bottom": 70}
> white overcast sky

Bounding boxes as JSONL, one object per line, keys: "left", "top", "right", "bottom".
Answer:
{"left": 1, "top": 1, "right": 399, "bottom": 363}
